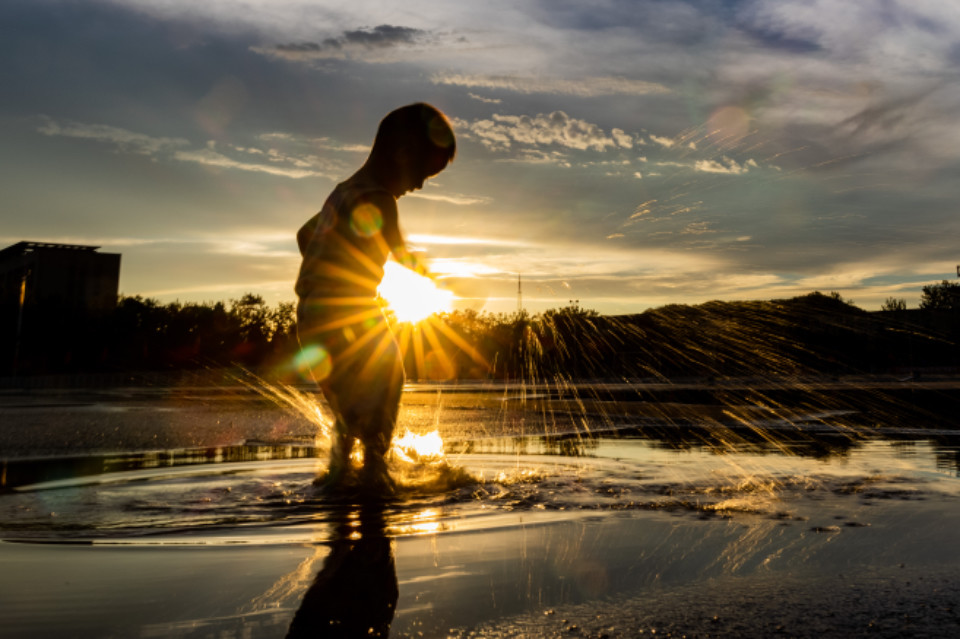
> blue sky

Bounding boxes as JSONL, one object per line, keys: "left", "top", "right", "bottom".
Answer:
{"left": 2, "top": 0, "right": 958, "bottom": 314}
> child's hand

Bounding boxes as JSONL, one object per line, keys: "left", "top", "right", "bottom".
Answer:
{"left": 397, "top": 249, "right": 429, "bottom": 277}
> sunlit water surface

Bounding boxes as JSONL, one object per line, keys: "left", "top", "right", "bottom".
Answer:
{"left": 3, "top": 429, "right": 958, "bottom": 545}
{"left": 2, "top": 396, "right": 959, "bottom": 638}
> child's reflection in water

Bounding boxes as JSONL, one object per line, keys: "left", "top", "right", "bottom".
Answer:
{"left": 286, "top": 505, "right": 397, "bottom": 638}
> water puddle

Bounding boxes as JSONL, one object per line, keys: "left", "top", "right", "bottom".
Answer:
{"left": 3, "top": 428, "right": 958, "bottom": 546}
{"left": 3, "top": 416, "right": 960, "bottom": 638}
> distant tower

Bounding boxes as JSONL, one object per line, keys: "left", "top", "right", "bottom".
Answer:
{"left": 517, "top": 273, "right": 522, "bottom": 313}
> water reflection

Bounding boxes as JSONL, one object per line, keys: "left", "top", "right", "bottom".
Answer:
{"left": 4, "top": 427, "right": 959, "bottom": 500}
{"left": 445, "top": 425, "right": 960, "bottom": 474}
{"left": 0, "top": 443, "right": 322, "bottom": 493}
{"left": 287, "top": 504, "right": 397, "bottom": 638}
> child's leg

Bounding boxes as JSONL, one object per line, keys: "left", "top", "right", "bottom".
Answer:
{"left": 326, "top": 413, "right": 354, "bottom": 484}
{"left": 357, "top": 333, "right": 405, "bottom": 490}
{"left": 300, "top": 307, "right": 403, "bottom": 495}
{"left": 297, "top": 304, "right": 364, "bottom": 487}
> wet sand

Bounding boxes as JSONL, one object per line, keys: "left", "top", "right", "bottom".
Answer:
{"left": 2, "top": 382, "right": 959, "bottom": 637}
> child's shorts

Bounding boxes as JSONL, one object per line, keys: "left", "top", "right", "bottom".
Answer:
{"left": 297, "top": 301, "right": 404, "bottom": 443}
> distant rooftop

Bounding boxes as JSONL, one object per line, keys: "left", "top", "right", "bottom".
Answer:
{"left": 0, "top": 241, "right": 103, "bottom": 261}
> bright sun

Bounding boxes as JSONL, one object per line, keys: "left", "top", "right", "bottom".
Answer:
{"left": 379, "top": 261, "right": 454, "bottom": 323}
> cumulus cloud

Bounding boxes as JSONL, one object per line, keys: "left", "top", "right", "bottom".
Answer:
{"left": 648, "top": 134, "right": 676, "bottom": 148}
{"left": 611, "top": 128, "right": 633, "bottom": 148}
{"left": 254, "top": 24, "right": 428, "bottom": 61}
{"left": 456, "top": 111, "right": 633, "bottom": 152}
{"left": 694, "top": 157, "right": 754, "bottom": 175}
{"left": 432, "top": 73, "right": 670, "bottom": 97}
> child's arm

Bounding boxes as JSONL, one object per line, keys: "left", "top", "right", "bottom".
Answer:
{"left": 370, "top": 192, "right": 428, "bottom": 275}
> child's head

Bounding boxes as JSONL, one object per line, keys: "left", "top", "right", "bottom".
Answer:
{"left": 370, "top": 103, "right": 456, "bottom": 194}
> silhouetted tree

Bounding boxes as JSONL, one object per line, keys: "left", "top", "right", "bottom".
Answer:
{"left": 919, "top": 280, "right": 960, "bottom": 310}
{"left": 881, "top": 297, "right": 907, "bottom": 311}
{"left": 8, "top": 288, "right": 959, "bottom": 378}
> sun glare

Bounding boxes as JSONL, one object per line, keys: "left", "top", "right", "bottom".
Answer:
{"left": 392, "top": 429, "right": 446, "bottom": 464}
{"left": 379, "top": 261, "right": 454, "bottom": 323}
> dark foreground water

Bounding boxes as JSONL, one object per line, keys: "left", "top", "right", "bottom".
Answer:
{"left": 1, "top": 382, "right": 959, "bottom": 637}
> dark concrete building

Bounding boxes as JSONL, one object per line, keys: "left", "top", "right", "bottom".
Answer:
{"left": 0, "top": 241, "right": 121, "bottom": 315}
{"left": 1, "top": 241, "right": 121, "bottom": 373}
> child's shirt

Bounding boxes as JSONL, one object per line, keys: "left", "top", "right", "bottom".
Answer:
{"left": 295, "top": 174, "right": 395, "bottom": 306}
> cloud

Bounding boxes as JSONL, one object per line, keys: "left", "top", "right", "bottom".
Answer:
{"left": 407, "top": 191, "right": 491, "bottom": 206}
{"left": 682, "top": 221, "right": 714, "bottom": 235}
{"left": 255, "top": 24, "right": 428, "bottom": 61}
{"left": 468, "top": 93, "right": 503, "bottom": 104}
{"left": 432, "top": 73, "right": 670, "bottom": 97}
{"left": 207, "top": 239, "right": 298, "bottom": 259}
{"left": 37, "top": 117, "right": 189, "bottom": 154}
{"left": 455, "top": 111, "right": 632, "bottom": 152}
{"left": 737, "top": 0, "right": 960, "bottom": 68}
{"left": 408, "top": 234, "right": 527, "bottom": 247}
{"left": 428, "top": 259, "right": 501, "bottom": 278}
{"left": 339, "top": 24, "right": 423, "bottom": 48}
{"left": 259, "top": 132, "right": 369, "bottom": 153}
{"left": 611, "top": 128, "right": 633, "bottom": 149}
{"left": 494, "top": 149, "right": 572, "bottom": 166}
{"left": 648, "top": 134, "right": 676, "bottom": 148}
{"left": 37, "top": 117, "right": 341, "bottom": 179}
{"left": 694, "top": 157, "right": 753, "bottom": 175}
{"left": 172, "top": 147, "right": 329, "bottom": 179}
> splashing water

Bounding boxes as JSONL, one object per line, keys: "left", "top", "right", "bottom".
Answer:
{"left": 227, "top": 368, "right": 477, "bottom": 495}
{"left": 391, "top": 429, "right": 445, "bottom": 464}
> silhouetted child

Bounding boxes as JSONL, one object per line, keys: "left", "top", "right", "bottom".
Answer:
{"left": 295, "top": 103, "right": 456, "bottom": 495}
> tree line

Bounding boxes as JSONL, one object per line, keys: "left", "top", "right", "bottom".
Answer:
{"left": 2, "top": 282, "right": 958, "bottom": 380}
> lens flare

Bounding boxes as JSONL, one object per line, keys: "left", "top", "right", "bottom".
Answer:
{"left": 378, "top": 262, "right": 454, "bottom": 323}
{"left": 294, "top": 344, "right": 332, "bottom": 381}
{"left": 349, "top": 202, "right": 383, "bottom": 237}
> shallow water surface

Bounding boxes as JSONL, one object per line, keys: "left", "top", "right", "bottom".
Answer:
{"left": 3, "top": 422, "right": 960, "bottom": 638}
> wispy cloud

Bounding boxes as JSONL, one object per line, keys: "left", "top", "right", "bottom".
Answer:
{"left": 408, "top": 234, "right": 527, "bottom": 247}
{"left": 254, "top": 24, "right": 429, "bottom": 62}
{"left": 37, "top": 117, "right": 342, "bottom": 180}
{"left": 493, "top": 149, "right": 572, "bottom": 167}
{"left": 172, "top": 147, "right": 329, "bottom": 179}
{"left": 429, "top": 259, "right": 502, "bottom": 278}
{"left": 407, "top": 191, "right": 491, "bottom": 206}
{"left": 258, "top": 132, "right": 369, "bottom": 153}
{"left": 37, "top": 117, "right": 189, "bottom": 154}
{"left": 432, "top": 73, "right": 670, "bottom": 97}
{"left": 468, "top": 92, "right": 503, "bottom": 104}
